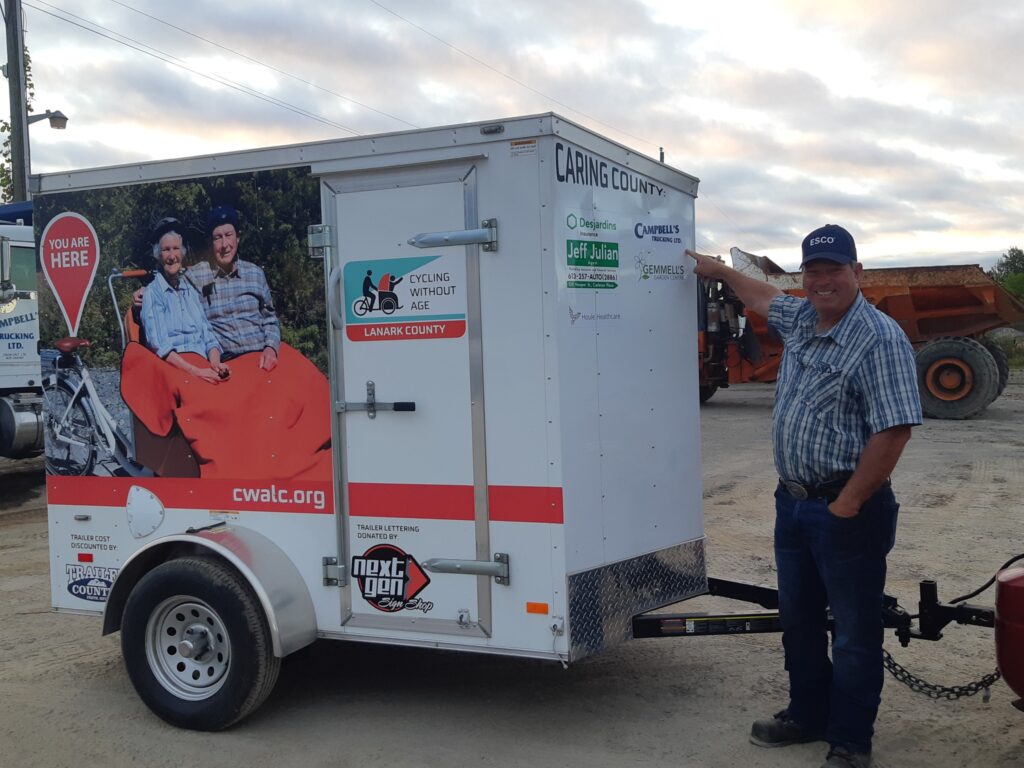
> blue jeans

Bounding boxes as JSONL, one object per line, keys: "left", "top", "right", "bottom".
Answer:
{"left": 774, "top": 482, "right": 899, "bottom": 754}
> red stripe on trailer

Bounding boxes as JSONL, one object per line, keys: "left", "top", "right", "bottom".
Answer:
{"left": 348, "top": 483, "right": 474, "bottom": 520}
{"left": 47, "top": 477, "right": 563, "bottom": 523}
{"left": 47, "top": 476, "right": 334, "bottom": 515}
{"left": 348, "top": 483, "right": 564, "bottom": 523}
{"left": 489, "top": 485, "right": 564, "bottom": 524}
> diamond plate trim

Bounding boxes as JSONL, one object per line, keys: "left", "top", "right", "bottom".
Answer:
{"left": 567, "top": 538, "right": 707, "bottom": 662}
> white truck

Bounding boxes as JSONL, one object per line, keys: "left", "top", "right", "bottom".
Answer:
{"left": 37, "top": 113, "right": 706, "bottom": 729}
{"left": 0, "top": 221, "right": 45, "bottom": 459}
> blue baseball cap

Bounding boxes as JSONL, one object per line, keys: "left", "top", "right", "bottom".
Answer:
{"left": 207, "top": 205, "right": 239, "bottom": 235}
{"left": 801, "top": 224, "right": 857, "bottom": 266}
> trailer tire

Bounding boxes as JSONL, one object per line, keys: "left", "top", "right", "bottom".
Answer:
{"left": 121, "top": 556, "right": 280, "bottom": 731}
{"left": 916, "top": 336, "right": 1000, "bottom": 419}
{"left": 980, "top": 338, "right": 1010, "bottom": 398}
{"left": 699, "top": 384, "right": 718, "bottom": 403}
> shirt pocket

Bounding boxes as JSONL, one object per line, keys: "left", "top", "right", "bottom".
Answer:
{"left": 799, "top": 362, "right": 844, "bottom": 418}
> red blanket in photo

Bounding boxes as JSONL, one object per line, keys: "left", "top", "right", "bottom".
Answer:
{"left": 121, "top": 342, "right": 332, "bottom": 481}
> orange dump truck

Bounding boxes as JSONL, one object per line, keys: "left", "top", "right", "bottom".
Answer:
{"left": 698, "top": 249, "right": 1024, "bottom": 419}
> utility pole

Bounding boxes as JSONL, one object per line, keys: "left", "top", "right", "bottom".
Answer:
{"left": 4, "top": 0, "right": 30, "bottom": 201}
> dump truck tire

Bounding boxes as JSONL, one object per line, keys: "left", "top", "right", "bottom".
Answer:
{"left": 980, "top": 338, "right": 1010, "bottom": 398}
{"left": 916, "top": 336, "right": 1000, "bottom": 419}
{"left": 121, "top": 556, "right": 280, "bottom": 730}
{"left": 699, "top": 384, "right": 718, "bottom": 403}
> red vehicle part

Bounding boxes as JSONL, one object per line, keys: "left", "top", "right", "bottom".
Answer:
{"left": 699, "top": 250, "right": 1024, "bottom": 419}
{"left": 996, "top": 567, "right": 1024, "bottom": 704}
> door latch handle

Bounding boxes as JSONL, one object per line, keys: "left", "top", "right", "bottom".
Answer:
{"left": 335, "top": 381, "right": 416, "bottom": 419}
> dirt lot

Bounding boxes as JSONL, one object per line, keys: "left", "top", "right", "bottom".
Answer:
{"left": 1, "top": 375, "right": 1022, "bottom": 768}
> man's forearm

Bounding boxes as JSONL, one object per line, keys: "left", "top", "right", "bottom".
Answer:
{"left": 831, "top": 425, "right": 913, "bottom": 516}
{"left": 685, "top": 250, "right": 782, "bottom": 317}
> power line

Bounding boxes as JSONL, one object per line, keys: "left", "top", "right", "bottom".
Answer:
{"left": 24, "top": 0, "right": 361, "bottom": 135}
{"left": 106, "top": 0, "right": 418, "bottom": 130}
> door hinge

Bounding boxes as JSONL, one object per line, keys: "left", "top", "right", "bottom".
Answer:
{"left": 322, "top": 556, "right": 346, "bottom": 586}
{"left": 308, "top": 224, "right": 332, "bottom": 260}
{"left": 422, "top": 552, "right": 510, "bottom": 585}
{"left": 407, "top": 219, "right": 498, "bottom": 252}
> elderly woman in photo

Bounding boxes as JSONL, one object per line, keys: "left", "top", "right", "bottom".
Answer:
{"left": 139, "top": 219, "right": 230, "bottom": 385}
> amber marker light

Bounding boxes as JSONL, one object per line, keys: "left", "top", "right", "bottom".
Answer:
{"left": 526, "top": 602, "right": 549, "bottom": 615}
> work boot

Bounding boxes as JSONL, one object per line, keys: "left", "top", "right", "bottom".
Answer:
{"left": 821, "top": 745, "right": 872, "bottom": 767}
{"left": 749, "top": 710, "right": 823, "bottom": 747}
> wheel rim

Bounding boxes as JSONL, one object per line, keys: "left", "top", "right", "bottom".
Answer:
{"left": 924, "top": 356, "right": 974, "bottom": 401}
{"left": 145, "top": 596, "right": 231, "bottom": 700}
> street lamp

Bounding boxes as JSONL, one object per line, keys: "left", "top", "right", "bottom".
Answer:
{"left": 26, "top": 109, "right": 68, "bottom": 130}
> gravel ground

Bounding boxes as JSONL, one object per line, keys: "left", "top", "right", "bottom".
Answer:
{"left": 1, "top": 373, "right": 1022, "bottom": 768}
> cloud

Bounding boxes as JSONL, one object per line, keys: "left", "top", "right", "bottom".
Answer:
{"left": 14, "top": 0, "right": 1022, "bottom": 269}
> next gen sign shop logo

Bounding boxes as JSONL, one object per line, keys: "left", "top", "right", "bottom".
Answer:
{"left": 352, "top": 544, "right": 433, "bottom": 613}
{"left": 66, "top": 564, "right": 117, "bottom": 602}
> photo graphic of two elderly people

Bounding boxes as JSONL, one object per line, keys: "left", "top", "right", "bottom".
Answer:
{"left": 121, "top": 205, "right": 332, "bottom": 482}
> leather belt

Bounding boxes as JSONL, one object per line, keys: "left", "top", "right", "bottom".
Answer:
{"left": 779, "top": 474, "right": 852, "bottom": 502}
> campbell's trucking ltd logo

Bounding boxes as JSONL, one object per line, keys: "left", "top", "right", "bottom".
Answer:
{"left": 352, "top": 544, "right": 433, "bottom": 613}
{"left": 634, "top": 222, "right": 681, "bottom": 243}
{"left": 66, "top": 564, "right": 117, "bottom": 602}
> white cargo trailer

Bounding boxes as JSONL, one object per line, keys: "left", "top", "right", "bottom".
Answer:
{"left": 37, "top": 113, "right": 704, "bottom": 729}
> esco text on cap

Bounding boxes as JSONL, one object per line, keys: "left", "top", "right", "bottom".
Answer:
{"left": 801, "top": 224, "right": 857, "bottom": 266}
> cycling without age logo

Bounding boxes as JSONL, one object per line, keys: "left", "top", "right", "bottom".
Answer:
{"left": 352, "top": 544, "right": 433, "bottom": 613}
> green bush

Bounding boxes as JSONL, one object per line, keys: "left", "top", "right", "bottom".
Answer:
{"left": 990, "top": 334, "right": 1024, "bottom": 369}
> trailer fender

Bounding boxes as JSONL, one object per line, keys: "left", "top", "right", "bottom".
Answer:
{"left": 102, "top": 525, "right": 317, "bottom": 658}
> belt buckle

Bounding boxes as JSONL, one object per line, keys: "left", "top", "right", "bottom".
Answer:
{"left": 783, "top": 480, "right": 808, "bottom": 500}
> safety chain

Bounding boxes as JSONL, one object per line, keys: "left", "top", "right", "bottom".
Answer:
{"left": 883, "top": 649, "right": 1002, "bottom": 702}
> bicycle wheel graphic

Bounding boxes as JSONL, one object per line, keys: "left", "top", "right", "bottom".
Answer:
{"left": 352, "top": 298, "right": 371, "bottom": 317}
{"left": 42, "top": 382, "right": 97, "bottom": 476}
{"left": 380, "top": 296, "right": 398, "bottom": 315}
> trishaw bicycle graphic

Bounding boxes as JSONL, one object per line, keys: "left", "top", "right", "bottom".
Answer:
{"left": 352, "top": 290, "right": 401, "bottom": 316}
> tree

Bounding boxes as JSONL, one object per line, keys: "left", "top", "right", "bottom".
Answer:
{"left": 1004, "top": 273, "right": 1024, "bottom": 301}
{"left": 0, "top": 46, "right": 33, "bottom": 203}
{"left": 990, "top": 246, "right": 1024, "bottom": 283}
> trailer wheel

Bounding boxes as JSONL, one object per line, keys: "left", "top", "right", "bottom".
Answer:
{"left": 121, "top": 557, "right": 280, "bottom": 730}
{"left": 699, "top": 384, "right": 718, "bottom": 403}
{"left": 980, "top": 338, "right": 1010, "bottom": 398}
{"left": 916, "top": 336, "right": 1000, "bottom": 419}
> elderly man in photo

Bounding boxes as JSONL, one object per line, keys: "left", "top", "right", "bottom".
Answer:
{"left": 686, "top": 225, "right": 922, "bottom": 768}
{"left": 187, "top": 205, "right": 280, "bottom": 371}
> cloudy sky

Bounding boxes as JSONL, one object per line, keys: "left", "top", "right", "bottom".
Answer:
{"left": 7, "top": 0, "right": 1021, "bottom": 270}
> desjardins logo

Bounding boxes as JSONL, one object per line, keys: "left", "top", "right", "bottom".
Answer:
{"left": 566, "top": 214, "right": 616, "bottom": 232}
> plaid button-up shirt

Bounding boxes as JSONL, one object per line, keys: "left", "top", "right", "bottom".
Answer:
{"left": 769, "top": 292, "right": 922, "bottom": 484}
{"left": 186, "top": 259, "right": 281, "bottom": 359}
{"left": 140, "top": 271, "right": 221, "bottom": 360}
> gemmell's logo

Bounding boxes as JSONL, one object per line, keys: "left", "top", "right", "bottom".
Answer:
{"left": 566, "top": 214, "right": 578, "bottom": 230}
{"left": 352, "top": 544, "right": 433, "bottom": 613}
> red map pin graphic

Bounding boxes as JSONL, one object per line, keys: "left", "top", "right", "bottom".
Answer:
{"left": 40, "top": 212, "right": 101, "bottom": 337}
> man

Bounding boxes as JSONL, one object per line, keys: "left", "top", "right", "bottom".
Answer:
{"left": 188, "top": 206, "right": 280, "bottom": 371}
{"left": 686, "top": 224, "right": 922, "bottom": 768}
{"left": 362, "top": 269, "right": 376, "bottom": 311}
